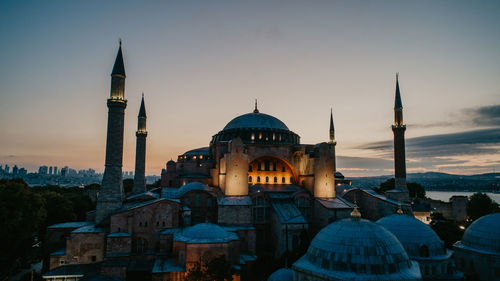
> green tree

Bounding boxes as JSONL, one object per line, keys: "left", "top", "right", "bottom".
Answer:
{"left": 185, "top": 255, "right": 234, "bottom": 281}
{"left": 430, "top": 212, "right": 464, "bottom": 248}
{"left": 373, "top": 178, "right": 425, "bottom": 198}
{"left": 0, "top": 179, "right": 46, "bottom": 277}
{"left": 466, "top": 192, "right": 499, "bottom": 221}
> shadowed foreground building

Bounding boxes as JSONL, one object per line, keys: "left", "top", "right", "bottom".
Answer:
{"left": 43, "top": 45, "right": 466, "bottom": 281}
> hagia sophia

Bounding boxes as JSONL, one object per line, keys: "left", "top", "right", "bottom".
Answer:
{"left": 41, "top": 44, "right": 500, "bottom": 281}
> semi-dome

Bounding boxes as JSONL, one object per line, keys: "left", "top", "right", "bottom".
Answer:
{"left": 174, "top": 223, "right": 238, "bottom": 244}
{"left": 377, "top": 214, "right": 446, "bottom": 258}
{"left": 223, "top": 112, "right": 289, "bottom": 131}
{"left": 293, "top": 217, "right": 421, "bottom": 280}
{"left": 457, "top": 213, "right": 500, "bottom": 254}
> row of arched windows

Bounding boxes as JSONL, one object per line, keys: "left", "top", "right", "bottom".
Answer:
{"left": 212, "top": 129, "right": 299, "bottom": 144}
{"left": 248, "top": 176, "right": 292, "bottom": 184}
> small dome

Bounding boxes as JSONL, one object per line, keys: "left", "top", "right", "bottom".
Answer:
{"left": 176, "top": 182, "right": 211, "bottom": 197}
{"left": 167, "top": 160, "right": 176, "bottom": 165}
{"left": 174, "top": 223, "right": 238, "bottom": 244}
{"left": 223, "top": 112, "right": 289, "bottom": 131}
{"left": 268, "top": 268, "right": 293, "bottom": 281}
{"left": 182, "top": 147, "right": 210, "bottom": 156}
{"left": 377, "top": 214, "right": 446, "bottom": 258}
{"left": 459, "top": 213, "right": 500, "bottom": 254}
{"left": 293, "top": 218, "right": 421, "bottom": 280}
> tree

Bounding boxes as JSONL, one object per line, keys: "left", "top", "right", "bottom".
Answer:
{"left": 466, "top": 192, "right": 499, "bottom": 221}
{"left": 430, "top": 212, "right": 464, "bottom": 248}
{"left": 373, "top": 178, "right": 425, "bottom": 198}
{"left": 0, "top": 179, "right": 46, "bottom": 278}
{"left": 185, "top": 255, "right": 234, "bottom": 281}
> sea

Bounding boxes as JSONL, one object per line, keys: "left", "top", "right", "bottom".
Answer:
{"left": 425, "top": 191, "right": 500, "bottom": 204}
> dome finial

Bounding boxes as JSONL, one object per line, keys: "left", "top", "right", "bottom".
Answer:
{"left": 254, "top": 99, "right": 259, "bottom": 113}
{"left": 396, "top": 201, "right": 403, "bottom": 215}
{"left": 351, "top": 203, "right": 361, "bottom": 218}
{"left": 351, "top": 195, "right": 361, "bottom": 218}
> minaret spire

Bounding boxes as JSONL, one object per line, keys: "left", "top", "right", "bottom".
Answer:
{"left": 133, "top": 94, "right": 148, "bottom": 194}
{"left": 329, "top": 108, "right": 335, "bottom": 143}
{"left": 391, "top": 73, "right": 409, "bottom": 202}
{"left": 96, "top": 43, "right": 127, "bottom": 224}
{"left": 253, "top": 99, "right": 259, "bottom": 113}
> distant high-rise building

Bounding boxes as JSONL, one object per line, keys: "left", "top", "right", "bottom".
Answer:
{"left": 53, "top": 166, "right": 58, "bottom": 175}
{"left": 133, "top": 94, "right": 147, "bottom": 194}
{"left": 61, "top": 166, "right": 69, "bottom": 177}
{"left": 96, "top": 42, "right": 127, "bottom": 224}
{"left": 49, "top": 166, "right": 53, "bottom": 175}
{"left": 39, "top": 165, "right": 48, "bottom": 175}
{"left": 12, "top": 165, "right": 19, "bottom": 175}
{"left": 4, "top": 165, "right": 9, "bottom": 173}
{"left": 19, "top": 168, "right": 27, "bottom": 176}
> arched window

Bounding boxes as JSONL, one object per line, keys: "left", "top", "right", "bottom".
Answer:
{"left": 272, "top": 162, "right": 277, "bottom": 171}
{"left": 274, "top": 177, "right": 278, "bottom": 183}
{"left": 248, "top": 165, "right": 253, "bottom": 172}
{"left": 282, "top": 177, "right": 286, "bottom": 183}
{"left": 248, "top": 176, "right": 253, "bottom": 183}
{"left": 257, "top": 176, "right": 261, "bottom": 183}
{"left": 265, "top": 176, "right": 269, "bottom": 183}
{"left": 258, "top": 162, "right": 262, "bottom": 171}
{"left": 282, "top": 166, "right": 285, "bottom": 172}
{"left": 420, "top": 245, "right": 429, "bottom": 257}
{"left": 290, "top": 177, "right": 294, "bottom": 184}
{"left": 264, "top": 161, "right": 270, "bottom": 171}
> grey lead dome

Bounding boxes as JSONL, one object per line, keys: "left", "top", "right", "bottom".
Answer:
{"left": 223, "top": 112, "right": 289, "bottom": 131}
{"left": 293, "top": 218, "right": 422, "bottom": 280}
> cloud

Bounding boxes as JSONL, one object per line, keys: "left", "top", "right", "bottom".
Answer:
{"left": 408, "top": 104, "right": 500, "bottom": 129}
{"left": 337, "top": 156, "right": 393, "bottom": 169}
{"left": 470, "top": 105, "right": 500, "bottom": 126}
{"left": 358, "top": 128, "right": 500, "bottom": 158}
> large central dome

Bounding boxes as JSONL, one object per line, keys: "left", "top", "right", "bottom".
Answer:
{"left": 223, "top": 112, "right": 289, "bottom": 131}
{"left": 211, "top": 107, "right": 299, "bottom": 145}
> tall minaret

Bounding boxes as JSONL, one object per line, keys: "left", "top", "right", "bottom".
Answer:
{"left": 133, "top": 94, "right": 147, "bottom": 194}
{"left": 391, "top": 73, "right": 409, "bottom": 200}
{"left": 96, "top": 42, "right": 127, "bottom": 224}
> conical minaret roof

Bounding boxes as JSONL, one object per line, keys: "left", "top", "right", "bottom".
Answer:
{"left": 111, "top": 41, "right": 126, "bottom": 77}
{"left": 394, "top": 73, "right": 402, "bottom": 109}
{"left": 138, "top": 94, "right": 146, "bottom": 117}
{"left": 330, "top": 108, "right": 334, "bottom": 132}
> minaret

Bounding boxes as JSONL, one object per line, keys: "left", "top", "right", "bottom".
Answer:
{"left": 96, "top": 42, "right": 127, "bottom": 224}
{"left": 329, "top": 108, "right": 335, "bottom": 143}
{"left": 391, "top": 73, "right": 409, "bottom": 200}
{"left": 133, "top": 94, "right": 147, "bottom": 194}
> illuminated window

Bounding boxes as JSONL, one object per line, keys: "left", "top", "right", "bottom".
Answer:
{"left": 282, "top": 177, "right": 286, "bottom": 183}
{"left": 265, "top": 176, "right": 269, "bottom": 183}
{"left": 248, "top": 176, "right": 252, "bottom": 183}
{"left": 274, "top": 177, "right": 277, "bottom": 183}
{"left": 259, "top": 132, "right": 262, "bottom": 140}
{"left": 273, "top": 133, "right": 276, "bottom": 140}
{"left": 257, "top": 176, "right": 261, "bottom": 183}
{"left": 251, "top": 133, "right": 255, "bottom": 141}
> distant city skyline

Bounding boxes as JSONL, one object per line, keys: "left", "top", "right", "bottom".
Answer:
{"left": 1, "top": 0, "right": 499, "bottom": 177}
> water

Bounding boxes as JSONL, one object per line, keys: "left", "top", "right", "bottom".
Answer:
{"left": 425, "top": 191, "right": 500, "bottom": 204}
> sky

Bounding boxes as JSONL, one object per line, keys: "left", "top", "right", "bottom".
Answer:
{"left": 0, "top": 0, "right": 499, "bottom": 177}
